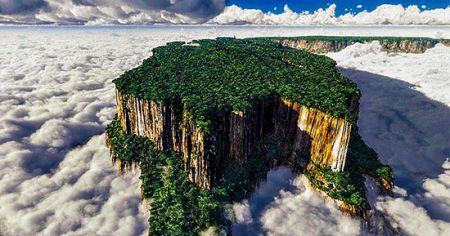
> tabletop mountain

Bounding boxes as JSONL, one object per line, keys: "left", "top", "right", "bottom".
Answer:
{"left": 106, "top": 37, "right": 394, "bottom": 235}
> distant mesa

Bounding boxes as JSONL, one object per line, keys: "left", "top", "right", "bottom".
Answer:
{"left": 104, "top": 37, "right": 420, "bottom": 235}
{"left": 264, "top": 36, "right": 450, "bottom": 54}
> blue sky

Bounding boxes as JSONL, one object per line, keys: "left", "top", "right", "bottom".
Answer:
{"left": 227, "top": 0, "right": 450, "bottom": 15}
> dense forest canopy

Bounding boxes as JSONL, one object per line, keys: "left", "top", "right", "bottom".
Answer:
{"left": 114, "top": 38, "right": 360, "bottom": 130}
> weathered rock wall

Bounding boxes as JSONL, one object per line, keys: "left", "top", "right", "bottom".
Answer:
{"left": 279, "top": 40, "right": 354, "bottom": 54}
{"left": 278, "top": 39, "right": 438, "bottom": 53}
{"left": 276, "top": 99, "right": 354, "bottom": 172}
{"left": 439, "top": 39, "right": 450, "bottom": 47}
{"left": 115, "top": 90, "right": 356, "bottom": 188}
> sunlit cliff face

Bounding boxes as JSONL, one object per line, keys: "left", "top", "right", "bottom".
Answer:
{"left": 114, "top": 90, "right": 356, "bottom": 188}
{"left": 279, "top": 38, "right": 440, "bottom": 54}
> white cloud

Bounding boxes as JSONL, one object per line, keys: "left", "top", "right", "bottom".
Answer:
{"left": 29, "top": 119, "right": 103, "bottom": 148}
{"left": 1, "top": 2, "right": 449, "bottom": 25}
{"left": 328, "top": 41, "right": 450, "bottom": 106}
{"left": 230, "top": 167, "right": 361, "bottom": 235}
{"left": 328, "top": 42, "right": 450, "bottom": 235}
{"left": 0, "top": 0, "right": 225, "bottom": 24}
{"left": 209, "top": 4, "right": 450, "bottom": 25}
{"left": 0, "top": 26, "right": 449, "bottom": 235}
{"left": 0, "top": 28, "right": 157, "bottom": 235}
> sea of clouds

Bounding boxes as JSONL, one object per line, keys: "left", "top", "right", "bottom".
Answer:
{"left": 0, "top": 26, "right": 449, "bottom": 235}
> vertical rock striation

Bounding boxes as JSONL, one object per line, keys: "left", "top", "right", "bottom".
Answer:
{"left": 116, "top": 90, "right": 358, "bottom": 189}
{"left": 277, "top": 99, "right": 354, "bottom": 171}
{"left": 278, "top": 39, "right": 354, "bottom": 54}
{"left": 278, "top": 38, "right": 438, "bottom": 53}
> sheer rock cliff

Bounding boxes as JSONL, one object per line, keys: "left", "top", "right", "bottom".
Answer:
{"left": 115, "top": 90, "right": 358, "bottom": 189}
{"left": 278, "top": 38, "right": 440, "bottom": 53}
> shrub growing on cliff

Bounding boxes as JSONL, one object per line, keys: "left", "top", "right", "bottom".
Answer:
{"left": 150, "top": 156, "right": 226, "bottom": 235}
{"left": 106, "top": 116, "right": 228, "bottom": 235}
{"left": 305, "top": 164, "right": 366, "bottom": 206}
{"left": 305, "top": 130, "right": 395, "bottom": 207}
{"left": 346, "top": 132, "right": 394, "bottom": 188}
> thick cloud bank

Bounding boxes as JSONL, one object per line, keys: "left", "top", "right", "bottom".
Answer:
{"left": 210, "top": 4, "right": 450, "bottom": 25}
{"left": 0, "top": 26, "right": 449, "bottom": 235}
{"left": 328, "top": 42, "right": 450, "bottom": 235}
{"left": 0, "top": 0, "right": 225, "bottom": 24}
{"left": 1, "top": 2, "right": 450, "bottom": 25}
{"left": 231, "top": 167, "right": 360, "bottom": 235}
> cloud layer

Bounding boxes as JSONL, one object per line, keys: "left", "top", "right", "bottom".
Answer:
{"left": 329, "top": 42, "right": 450, "bottom": 235}
{"left": 0, "top": 26, "right": 449, "bottom": 235}
{"left": 231, "top": 167, "right": 361, "bottom": 235}
{"left": 210, "top": 4, "right": 450, "bottom": 25}
{"left": 0, "top": 0, "right": 225, "bottom": 24}
{"left": 1, "top": 2, "right": 450, "bottom": 25}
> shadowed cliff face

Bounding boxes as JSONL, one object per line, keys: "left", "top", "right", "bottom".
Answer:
{"left": 279, "top": 39, "right": 438, "bottom": 54}
{"left": 228, "top": 67, "right": 450, "bottom": 235}
{"left": 115, "top": 91, "right": 357, "bottom": 189}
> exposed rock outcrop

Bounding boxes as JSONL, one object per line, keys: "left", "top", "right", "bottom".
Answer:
{"left": 278, "top": 38, "right": 439, "bottom": 53}
{"left": 115, "top": 90, "right": 358, "bottom": 189}
{"left": 279, "top": 39, "right": 354, "bottom": 54}
{"left": 440, "top": 39, "right": 450, "bottom": 47}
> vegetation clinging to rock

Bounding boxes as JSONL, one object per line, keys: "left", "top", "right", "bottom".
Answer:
{"left": 106, "top": 117, "right": 228, "bottom": 235}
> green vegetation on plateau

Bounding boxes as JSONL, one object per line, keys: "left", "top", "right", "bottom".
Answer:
{"left": 114, "top": 37, "right": 360, "bottom": 131}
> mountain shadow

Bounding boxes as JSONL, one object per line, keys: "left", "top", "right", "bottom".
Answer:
{"left": 341, "top": 68, "right": 450, "bottom": 222}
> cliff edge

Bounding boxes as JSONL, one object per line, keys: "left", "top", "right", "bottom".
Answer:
{"left": 260, "top": 36, "right": 449, "bottom": 54}
{"left": 106, "top": 37, "right": 394, "bottom": 235}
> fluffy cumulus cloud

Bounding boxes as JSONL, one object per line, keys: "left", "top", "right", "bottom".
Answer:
{"left": 328, "top": 42, "right": 450, "bottom": 235}
{"left": 0, "top": 0, "right": 225, "bottom": 24}
{"left": 1, "top": 1, "right": 450, "bottom": 25}
{"left": 209, "top": 4, "right": 450, "bottom": 25}
{"left": 0, "top": 26, "right": 449, "bottom": 235}
{"left": 0, "top": 28, "right": 160, "bottom": 235}
{"left": 231, "top": 167, "right": 361, "bottom": 235}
